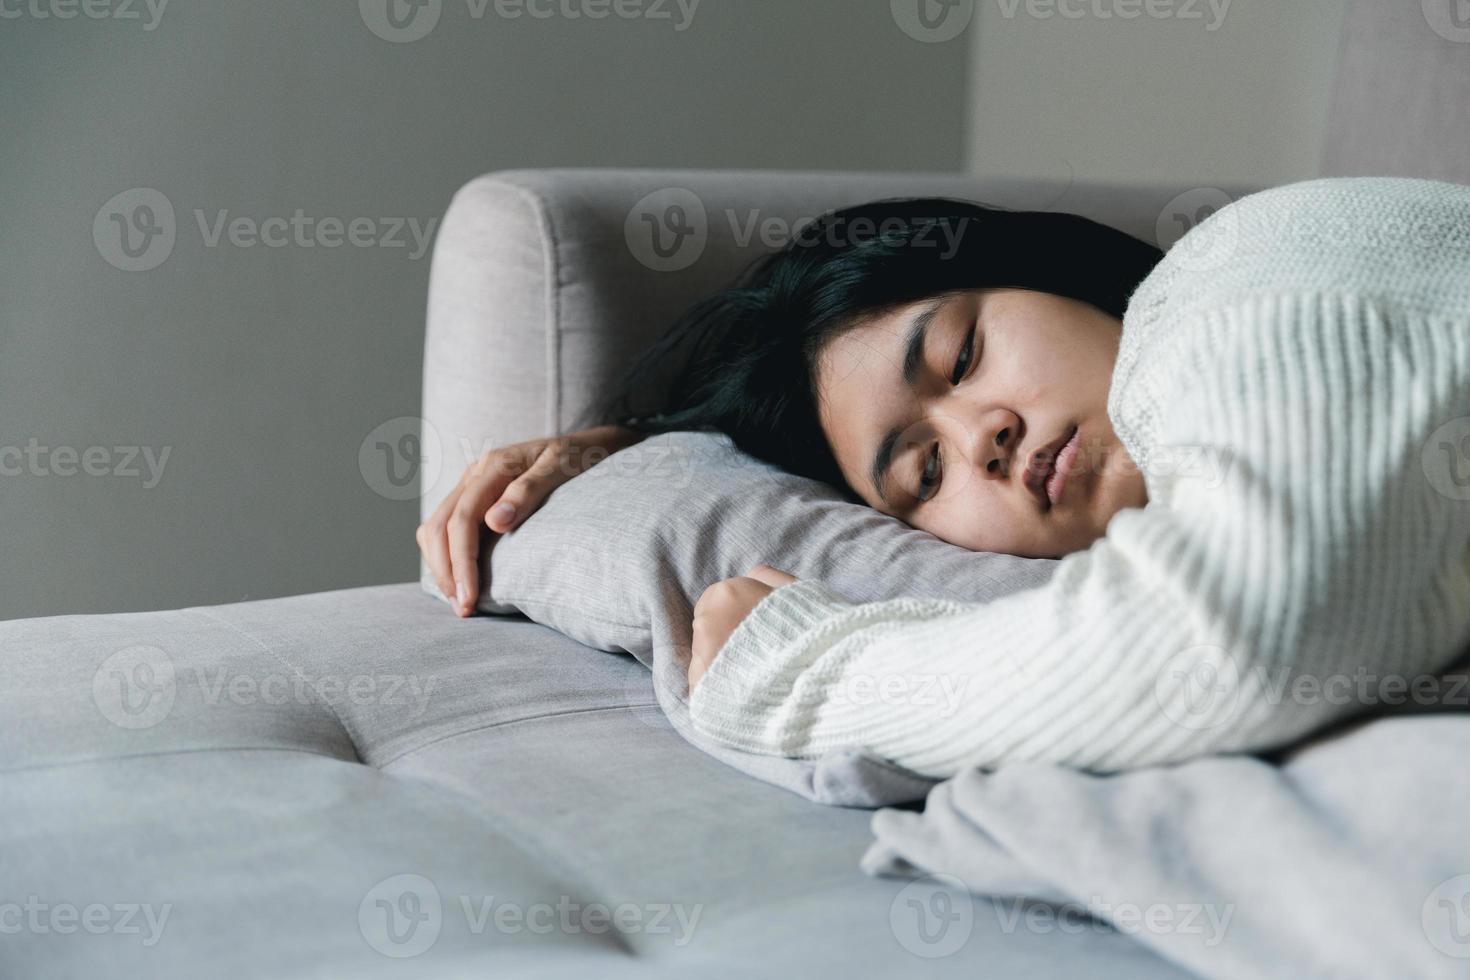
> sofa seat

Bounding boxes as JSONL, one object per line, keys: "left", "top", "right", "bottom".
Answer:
{"left": 1, "top": 584, "right": 1188, "bottom": 978}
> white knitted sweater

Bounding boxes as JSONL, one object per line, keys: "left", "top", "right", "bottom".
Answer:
{"left": 688, "top": 177, "right": 1470, "bottom": 779}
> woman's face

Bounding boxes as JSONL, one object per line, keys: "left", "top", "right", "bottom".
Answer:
{"left": 814, "top": 288, "right": 1148, "bottom": 558}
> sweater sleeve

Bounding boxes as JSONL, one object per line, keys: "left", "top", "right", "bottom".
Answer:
{"left": 688, "top": 177, "right": 1470, "bottom": 779}
{"left": 687, "top": 496, "right": 1264, "bottom": 778}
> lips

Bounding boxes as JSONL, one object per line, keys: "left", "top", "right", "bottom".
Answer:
{"left": 1023, "top": 425, "right": 1078, "bottom": 511}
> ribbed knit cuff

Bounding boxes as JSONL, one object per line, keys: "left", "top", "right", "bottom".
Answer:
{"left": 688, "top": 578, "right": 853, "bottom": 748}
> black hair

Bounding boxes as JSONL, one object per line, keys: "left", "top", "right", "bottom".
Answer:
{"left": 582, "top": 196, "right": 1163, "bottom": 502}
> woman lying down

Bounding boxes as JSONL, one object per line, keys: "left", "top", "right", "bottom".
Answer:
{"left": 418, "top": 176, "right": 1470, "bottom": 780}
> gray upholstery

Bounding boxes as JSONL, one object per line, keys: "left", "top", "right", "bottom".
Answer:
{"left": 2, "top": 585, "right": 1190, "bottom": 978}
{"left": 1321, "top": 0, "right": 1470, "bottom": 185}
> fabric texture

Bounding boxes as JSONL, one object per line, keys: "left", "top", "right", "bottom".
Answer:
{"left": 1322, "top": 0, "right": 1470, "bottom": 186}
{"left": 859, "top": 704, "right": 1470, "bottom": 980}
{"left": 6, "top": 584, "right": 1194, "bottom": 978}
{"left": 421, "top": 430, "right": 1057, "bottom": 805}
{"left": 690, "top": 176, "right": 1470, "bottom": 778}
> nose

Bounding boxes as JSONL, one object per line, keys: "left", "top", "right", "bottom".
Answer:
{"left": 975, "top": 414, "right": 1017, "bottom": 479}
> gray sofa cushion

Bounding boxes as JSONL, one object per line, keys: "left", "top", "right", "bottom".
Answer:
{"left": 422, "top": 430, "right": 1060, "bottom": 806}
{"left": 2, "top": 584, "right": 1190, "bottom": 978}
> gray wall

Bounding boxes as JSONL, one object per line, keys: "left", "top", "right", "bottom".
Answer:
{"left": 965, "top": 0, "right": 1349, "bottom": 187}
{"left": 0, "top": 0, "right": 972, "bottom": 619}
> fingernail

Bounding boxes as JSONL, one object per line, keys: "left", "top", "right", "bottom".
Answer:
{"left": 456, "top": 582, "right": 470, "bottom": 608}
{"left": 489, "top": 502, "right": 516, "bottom": 528}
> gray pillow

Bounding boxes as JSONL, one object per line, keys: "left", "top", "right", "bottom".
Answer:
{"left": 421, "top": 430, "right": 1059, "bottom": 806}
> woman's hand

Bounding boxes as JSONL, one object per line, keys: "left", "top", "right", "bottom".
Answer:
{"left": 417, "top": 425, "right": 645, "bottom": 617}
{"left": 689, "top": 564, "right": 798, "bottom": 691}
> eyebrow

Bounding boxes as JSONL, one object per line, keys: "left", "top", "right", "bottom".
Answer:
{"left": 869, "top": 296, "right": 950, "bottom": 503}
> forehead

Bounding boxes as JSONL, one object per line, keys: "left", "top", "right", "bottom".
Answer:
{"left": 818, "top": 313, "right": 906, "bottom": 394}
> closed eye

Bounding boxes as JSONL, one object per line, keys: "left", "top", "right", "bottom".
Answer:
{"left": 916, "top": 444, "right": 941, "bottom": 501}
{"left": 918, "top": 324, "right": 980, "bottom": 502}
{"left": 950, "top": 324, "right": 977, "bottom": 385}
{"left": 911, "top": 321, "right": 981, "bottom": 505}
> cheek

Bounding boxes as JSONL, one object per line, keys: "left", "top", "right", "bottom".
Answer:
{"left": 917, "top": 483, "right": 1028, "bottom": 553}
{"left": 997, "top": 339, "right": 1058, "bottom": 402}
{"left": 1010, "top": 324, "right": 1098, "bottom": 395}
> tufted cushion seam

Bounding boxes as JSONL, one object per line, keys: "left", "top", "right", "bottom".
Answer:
{"left": 185, "top": 607, "right": 364, "bottom": 763}
{"left": 373, "top": 702, "right": 661, "bottom": 769}
{"left": 0, "top": 744, "right": 357, "bottom": 776}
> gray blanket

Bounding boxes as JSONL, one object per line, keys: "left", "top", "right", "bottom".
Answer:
{"left": 861, "top": 707, "right": 1470, "bottom": 979}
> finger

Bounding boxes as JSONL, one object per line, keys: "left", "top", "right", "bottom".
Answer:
{"left": 487, "top": 441, "right": 571, "bottom": 533}
{"left": 416, "top": 522, "right": 452, "bottom": 601}
{"left": 745, "top": 564, "right": 798, "bottom": 589}
{"left": 446, "top": 497, "right": 491, "bottom": 617}
{"left": 444, "top": 452, "right": 531, "bottom": 614}
{"left": 420, "top": 490, "right": 461, "bottom": 600}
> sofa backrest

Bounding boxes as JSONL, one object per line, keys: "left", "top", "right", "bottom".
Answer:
{"left": 1321, "top": 0, "right": 1470, "bottom": 185}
